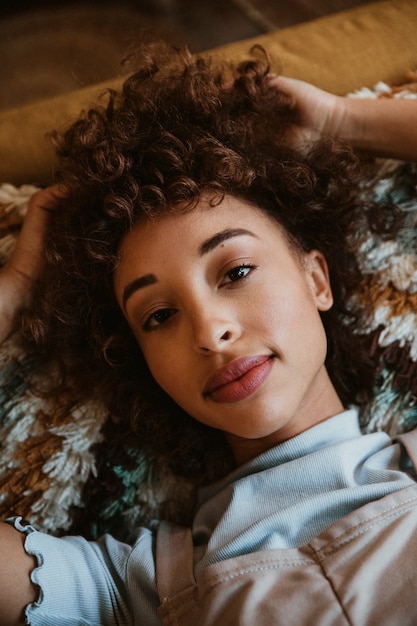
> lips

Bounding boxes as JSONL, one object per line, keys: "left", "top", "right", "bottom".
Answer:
{"left": 203, "top": 355, "right": 273, "bottom": 403}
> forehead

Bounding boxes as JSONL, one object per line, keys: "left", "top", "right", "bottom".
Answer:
{"left": 119, "top": 195, "right": 287, "bottom": 259}
{"left": 112, "top": 194, "right": 302, "bottom": 305}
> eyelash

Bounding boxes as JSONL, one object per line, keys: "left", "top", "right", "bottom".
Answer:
{"left": 220, "top": 263, "right": 256, "bottom": 286}
{"left": 142, "top": 263, "right": 257, "bottom": 331}
{"left": 142, "top": 308, "right": 177, "bottom": 331}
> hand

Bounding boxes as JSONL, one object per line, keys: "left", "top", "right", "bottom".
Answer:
{"left": 0, "top": 185, "right": 66, "bottom": 344}
{"left": 271, "top": 75, "right": 417, "bottom": 161}
{"left": 269, "top": 75, "right": 347, "bottom": 147}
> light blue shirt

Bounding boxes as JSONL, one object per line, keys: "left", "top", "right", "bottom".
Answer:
{"left": 14, "top": 409, "right": 416, "bottom": 625}
{"left": 193, "top": 409, "right": 415, "bottom": 573}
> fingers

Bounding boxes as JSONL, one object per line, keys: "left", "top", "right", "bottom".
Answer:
{"left": 0, "top": 185, "right": 66, "bottom": 343}
{"left": 9, "top": 185, "right": 66, "bottom": 283}
{"left": 27, "top": 183, "right": 68, "bottom": 215}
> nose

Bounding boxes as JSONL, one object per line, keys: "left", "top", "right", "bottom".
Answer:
{"left": 189, "top": 297, "right": 241, "bottom": 353}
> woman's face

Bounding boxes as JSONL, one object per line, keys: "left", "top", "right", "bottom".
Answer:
{"left": 113, "top": 194, "right": 343, "bottom": 463}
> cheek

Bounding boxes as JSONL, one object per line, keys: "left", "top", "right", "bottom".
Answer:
{"left": 141, "top": 341, "right": 188, "bottom": 400}
{"left": 262, "top": 283, "right": 327, "bottom": 357}
{"left": 291, "top": 302, "right": 328, "bottom": 366}
{"left": 250, "top": 283, "right": 302, "bottom": 331}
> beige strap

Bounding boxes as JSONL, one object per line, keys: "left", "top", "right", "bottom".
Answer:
{"left": 395, "top": 428, "right": 417, "bottom": 471}
{"left": 156, "top": 520, "right": 195, "bottom": 602}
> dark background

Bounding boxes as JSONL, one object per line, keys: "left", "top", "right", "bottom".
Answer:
{"left": 0, "top": 0, "right": 375, "bottom": 111}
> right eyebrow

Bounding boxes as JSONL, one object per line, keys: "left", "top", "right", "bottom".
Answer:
{"left": 199, "top": 228, "right": 258, "bottom": 256}
{"left": 122, "top": 273, "right": 157, "bottom": 310}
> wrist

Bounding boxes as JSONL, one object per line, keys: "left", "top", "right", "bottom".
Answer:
{"left": 325, "top": 96, "right": 359, "bottom": 144}
{"left": 0, "top": 267, "right": 29, "bottom": 343}
{"left": 328, "top": 97, "right": 417, "bottom": 161}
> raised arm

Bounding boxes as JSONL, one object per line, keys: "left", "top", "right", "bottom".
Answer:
{"left": 272, "top": 76, "right": 417, "bottom": 162}
{"left": 0, "top": 522, "right": 38, "bottom": 625}
{"left": 0, "top": 185, "right": 64, "bottom": 344}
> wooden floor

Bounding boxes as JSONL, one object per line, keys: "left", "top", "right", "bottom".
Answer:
{"left": 0, "top": 0, "right": 377, "bottom": 110}
{"left": 1, "top": 0, "right": 379, "bottom": 51}
{"left": 128, "top": 0, "right": 378, "bottom": 51}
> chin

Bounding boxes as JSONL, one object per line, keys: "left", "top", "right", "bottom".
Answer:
{"left": 226, "top": 419, "right": 289, "bottom": 443}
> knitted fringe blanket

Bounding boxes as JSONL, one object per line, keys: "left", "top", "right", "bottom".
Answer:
{"left": 0, "top": 76, "right": 417, "bottom": 542}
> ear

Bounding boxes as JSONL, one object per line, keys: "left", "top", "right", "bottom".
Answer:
{"left": 304, "top": 250, "right": 333, "bottom": 311}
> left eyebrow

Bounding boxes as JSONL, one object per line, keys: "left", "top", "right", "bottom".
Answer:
{"left": 199, "top": 228, "right": 258, "bottom": 256}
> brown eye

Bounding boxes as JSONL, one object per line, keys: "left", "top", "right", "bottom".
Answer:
{"left": 222, "top": 264, "right": 256, "bottom": 285}
{"left": 143, "top": 308, "right": 176, "bottom": 330}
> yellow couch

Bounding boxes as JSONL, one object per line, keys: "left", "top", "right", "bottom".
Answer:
{"left": 1, "top": 0, "right": 417, "bottom": 187}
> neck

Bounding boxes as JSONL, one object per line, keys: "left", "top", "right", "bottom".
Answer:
{"left": 228, "top": 369, "right": 345, "bottom": 466}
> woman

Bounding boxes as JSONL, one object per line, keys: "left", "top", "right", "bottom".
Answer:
{"left": 1, "top": 45, "right": 417, "bottom": 625}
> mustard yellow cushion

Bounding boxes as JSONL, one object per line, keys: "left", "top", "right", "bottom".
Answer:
{"left": 1, "top": 0, "right": 417, "bottom": 186}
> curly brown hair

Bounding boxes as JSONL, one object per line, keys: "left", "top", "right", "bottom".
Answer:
{"left": 26, "top": 44, "right": 397, "bottom": 481}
